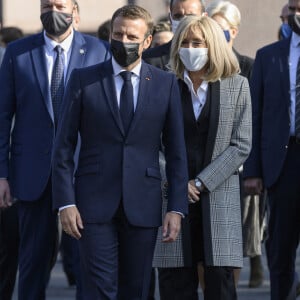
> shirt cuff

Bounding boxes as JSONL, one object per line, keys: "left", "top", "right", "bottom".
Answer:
{"left": 170, "top": 211, "right": 185, "bottom": 218}
{"left": 59, "top": 204, "right": 76, "bottom": 212}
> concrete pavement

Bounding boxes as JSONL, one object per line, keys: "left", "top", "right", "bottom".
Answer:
{"left": 13, "top": 246, "right": 277, "bottom": 299}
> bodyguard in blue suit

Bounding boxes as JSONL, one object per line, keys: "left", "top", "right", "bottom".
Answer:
{"left": 243, "top": 1, "right": 300, "bottom": 299}
{"left": 52, "top": 5, "right": 188, "bottom": 300}
{"left": 0, "top": 0, "right": 110, "bottom": 299}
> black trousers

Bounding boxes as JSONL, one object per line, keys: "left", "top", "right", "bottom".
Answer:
{"left": 157, "top": 265, "right": 236, "bottom": 300}
{"left": 266, "top": 139, "right": 300, "bottom": 300}
{"left": 0, "top": 204, "right": 19, "bottom": 300}
{"left": 158, "top": 266, "right": 199, "bottom": 300}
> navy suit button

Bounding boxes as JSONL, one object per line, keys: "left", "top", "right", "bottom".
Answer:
{"left": 285, "top": 145, "right": 288, "bottom": 149}
{"left": 44, "top": 149, "right": 50, "bottom": 155}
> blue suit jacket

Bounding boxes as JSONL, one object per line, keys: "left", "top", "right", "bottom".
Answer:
{"left": 243, "top": 38, "right": 291, "bottom": 187}
{"left": 0, "top": 31, "right": 110, "bottom": 201}
{"left": 52, "top": 60, "right": 188, "bottom": 227}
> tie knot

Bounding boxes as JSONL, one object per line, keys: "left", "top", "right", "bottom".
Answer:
{"left": 120, "top": 71, "right": 132, "bottom": 82}
{"left": 54, "top": 45, "right": 63, "bottom": 55}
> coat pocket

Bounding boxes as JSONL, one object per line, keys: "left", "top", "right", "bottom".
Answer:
{"left": 146, "top": 167, "right": 162, "bottom": 180}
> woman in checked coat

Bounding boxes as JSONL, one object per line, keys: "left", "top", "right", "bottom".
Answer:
{"left": 153, "top": 16, "right": 252, "bottom": 300}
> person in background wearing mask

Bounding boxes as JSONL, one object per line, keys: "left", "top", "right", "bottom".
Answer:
{"left": 0, "top": 0, "right": 110, "bottom": 299}
{"left": 51, "top": 5, "right": 188, "bottom": 300}
{"left": 169, "top": 15, "right": 251, "bottom": 299}
{"left": 279, "top": 3, "right": 292, "bottom": 40}
{"left": 143, "top": 0, "right": 205, "bottom": 70}
{"left": 206, "top": 0, "right": 265, "bottom": 289}
{"left": 243, "top": 0, "right": 300, "bottom": 298}
{"left": 151, "top": 21, "right": 173, "bottom": 48}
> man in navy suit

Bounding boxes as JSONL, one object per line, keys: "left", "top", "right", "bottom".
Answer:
{"left": 243, "top": 1, "right": 300, "bottom": 299}
{"left": 0, "top": 0, "right": 110, "bottom": 299}
{"left": 52, "top": 5, "right": 188, "bottom": 300}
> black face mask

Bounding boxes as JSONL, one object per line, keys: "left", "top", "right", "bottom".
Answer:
{"left": 110, "top": 39, "right": 140, "bottom": 67}
{"left": 40, "top": 11, "right": 73, "bottom": 37}
{"left": 288, "top": 14, "right": 300, "bottom": 36}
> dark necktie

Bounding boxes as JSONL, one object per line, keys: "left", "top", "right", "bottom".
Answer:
{"left": 119, "top": 71, "right": 134, "bottom": 134}
{"left": 51, "top": 45, "right": 64, "bottom": 126}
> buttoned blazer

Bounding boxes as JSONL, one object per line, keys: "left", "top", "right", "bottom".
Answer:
{"left": 0, "top": 31, "right": 110, "bottom": 201}
{"left": 51, "top": 60, "right": 188, "bottom": 227}
{"left": 243, "top": 38, "right": 291, "bottom": 188}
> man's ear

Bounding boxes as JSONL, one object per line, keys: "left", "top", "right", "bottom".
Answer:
{"left": 143, "top": 34, "right": 153, "bottom": 50}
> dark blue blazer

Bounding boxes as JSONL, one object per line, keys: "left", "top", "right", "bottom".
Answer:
{"left": 52, "top": 60, "right": 188, "bottom": 227}
{"left": 243, "top": 38, "right": 291, "bottom": 188}
{"left": 0, "top": 31, "right": 110, "bottom": 201}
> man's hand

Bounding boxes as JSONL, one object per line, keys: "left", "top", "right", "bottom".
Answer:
{"left": 162, "top": 212, "right": 182, "bottom": 243}
{"left": 59, "top": 206, "right": 83, "bottom": 240}
{"left": 188, "top": 180, "right": 200, "bottom": 203}
{"left": 0, "top": 179, "right": 12, "bottom": 208}
{"left": 243, "top": 177, "right": 264, "bottom": 195}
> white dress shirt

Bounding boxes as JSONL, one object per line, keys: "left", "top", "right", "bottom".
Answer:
{"left": 43, "top": 29, "right": 74, "bottom": 85}
{"left": 111, "top": 57, "right": 141, "bottom": 111}
{"left": 183, "top": 70, "right": 208, "bottom": 120}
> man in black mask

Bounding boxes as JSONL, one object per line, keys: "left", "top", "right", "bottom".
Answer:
{"left": 244, "top": 0, "right": 300, "bottom": 299}
{"left": 51, "top": 5, "right": 188, "bottom": 300}
{"left": 0, "top": 0, "right": 110, "bottom": 299}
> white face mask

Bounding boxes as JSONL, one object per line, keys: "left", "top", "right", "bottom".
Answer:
{"left": 170, "top": 13, "right": 182, "bottom": 34}
{"left": 179, "top": 47, "right": 208, "bottom": 72}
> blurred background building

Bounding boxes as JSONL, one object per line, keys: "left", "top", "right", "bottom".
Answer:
{"left": 0, "top": 0, "right": 288, "bottom": 57}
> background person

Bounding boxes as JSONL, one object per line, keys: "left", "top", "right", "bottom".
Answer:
{"left": 143, "top": 0, "right": 205, "bottom": 70}
{"left": 243, "top": 0, "right": 300, "bottom": 298}
{"left": 0, "top": 26, "right": 24, "bottom": 300}
{"left": 151, "top": 21, "right": 173, "bottom": 48}
{"left": 0, "top": 0, "right": 110, "bottom": 299}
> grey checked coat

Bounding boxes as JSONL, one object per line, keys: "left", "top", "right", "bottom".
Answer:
{"left": 153, "top": 74, "right": 252, "bottom": 268}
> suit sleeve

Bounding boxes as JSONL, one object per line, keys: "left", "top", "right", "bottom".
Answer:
{"left": 0, "top": 46, "right": 15, "bottom": 178}
{"left": 162, "top": 74, "right": 188, "bottom": 215}
{"left": 52, "top": 69, "right": 82, "bottom": 210}
{"left": 197, "top": 77, "right": 252, "bottom": 192}
{"left": 243, "top": 50, "right": 264, "bottom": 179}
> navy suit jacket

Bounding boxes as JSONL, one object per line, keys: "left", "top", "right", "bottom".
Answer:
{"left": 52, "top": 60, "right": 188, "bottom": 227}
{"left": 0, "top": 31, "right": 110, "bottom": 201}
{"left": 243, "top": 38, "right": 291, "bottom": 188}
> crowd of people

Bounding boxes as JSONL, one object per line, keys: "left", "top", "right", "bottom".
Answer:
{"left": 0, "top": 0, "right": 299, "bottom": 300}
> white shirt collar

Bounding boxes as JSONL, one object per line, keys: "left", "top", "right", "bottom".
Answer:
{"left": 43, "top": 29, "right": 74, "bottom": 53}
{"left": 111, "top": 56, "right": 141, "bottom": 78}
{"left": 183, "top": 69, "right": 208, "bottom": 94}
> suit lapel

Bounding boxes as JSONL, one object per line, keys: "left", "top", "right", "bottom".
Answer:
{"left": 31, "top": 33, "right": 54, "bottom": 122}
{"left": 100, "top": 60, "right": 124, "bottom": 136}
{"left": 66, "top": 31, "right": 86, "bottom": 82}
{"left": 127, "top": 62, "right": 151, "bottom": 135}
{"left": 279, "top": 38, "right": 291, "bottom": 107}
{"left": 203, "top": 81, "right": 220, "bottom": 167}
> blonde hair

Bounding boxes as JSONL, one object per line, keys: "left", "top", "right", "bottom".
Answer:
{"left": 170, "top": 15, "right": 240, "bottom": 81}
{"left": 206, "top": 0, "right": 241, "bottom": 30}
